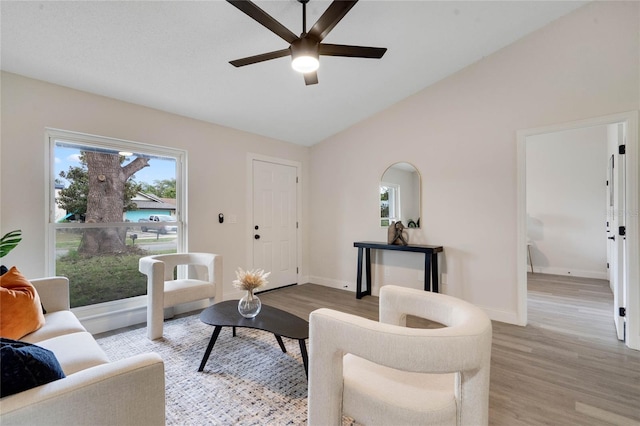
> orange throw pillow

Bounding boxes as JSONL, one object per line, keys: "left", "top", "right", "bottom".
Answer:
{"left": 0, "top": 267, "right": 46, "bottom": 340}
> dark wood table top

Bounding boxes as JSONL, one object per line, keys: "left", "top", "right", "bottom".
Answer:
{"left": 354, "top": 241, "right": 443, "bottom": 253}
{"left": 200, "top": 300, "right": 309, "bottom": 340}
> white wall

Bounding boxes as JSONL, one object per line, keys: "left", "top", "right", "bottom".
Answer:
{"left": 526, "top": 126, "right": 608, "bottom": 279}
{"left": 0, "top": 72, "right": 310, "bottom": 301}
{"left": 308, "top": 1, "right": 639, "bottom": 324}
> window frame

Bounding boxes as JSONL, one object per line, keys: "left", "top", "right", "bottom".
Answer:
{"left": 45, "top": 128, "right": 187, "bottom": 310}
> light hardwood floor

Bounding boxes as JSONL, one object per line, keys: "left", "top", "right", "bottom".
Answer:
{"left": 259, "top": 274, "right": 640, "bottom": 425}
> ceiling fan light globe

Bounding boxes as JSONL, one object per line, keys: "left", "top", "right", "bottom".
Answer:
{"left": 291, "top": 55, "right": 319, "bottom": 73}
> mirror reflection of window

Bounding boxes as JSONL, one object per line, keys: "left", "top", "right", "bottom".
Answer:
{"left": 380, "top": 183, "right": 400, "bottom": 226}
{"left": 380, "top": 162, "right": 420, "bottom": 228}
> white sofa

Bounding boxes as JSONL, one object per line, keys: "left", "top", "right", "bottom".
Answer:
{"left": 0, "top": 277, "right": 166, "bottom": 425}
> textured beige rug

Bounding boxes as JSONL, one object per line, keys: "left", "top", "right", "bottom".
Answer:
{"left": 96, "top": 313, "right": 308, "bottom": 425}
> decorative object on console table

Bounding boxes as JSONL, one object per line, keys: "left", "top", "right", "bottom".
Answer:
{"left": 233, "top": 268, "right": 270, "bottom": 318}
{"left": 387, "top": 221, "right": 409, "bottom": 246}
{"left": 353, "top": 241, "right": 444, "bottom": 299}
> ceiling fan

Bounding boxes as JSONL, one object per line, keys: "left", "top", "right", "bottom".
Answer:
{"left": 227, "top": 0, "right": 387, "bottom": 85}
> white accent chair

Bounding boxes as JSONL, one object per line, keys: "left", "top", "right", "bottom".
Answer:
{"left": 308, "top": 285, "right": 492, "bottom": 426}
{"left": 139, "top": 252, "right": 223, "bottom": 340}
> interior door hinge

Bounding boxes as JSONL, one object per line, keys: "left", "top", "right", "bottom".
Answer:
{"left": 619, "top": 307, "right": 626, "bottom": 317}
{"left": 619, "top": 144, "right": 626, "bottom": 155}
{"left": 619, "top": 226, "right": 626, "bottom": 236}
{"left": 296, "top": 176, "right": 299, "bottom": 183}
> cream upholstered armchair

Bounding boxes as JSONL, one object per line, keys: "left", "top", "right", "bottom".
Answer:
{"left": 308, "top": 285, "right": 492, "bottom": 426}
{"left": 139, "top": 252, "right": 223, "bottom": 340}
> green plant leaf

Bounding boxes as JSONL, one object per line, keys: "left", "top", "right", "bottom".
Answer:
{"left": 0, "top": 229, "right": 22, "bottom": 258}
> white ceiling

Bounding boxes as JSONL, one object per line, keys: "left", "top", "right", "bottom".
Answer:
{"left": 1, "top": 1, "right": 586, "bottom": 146}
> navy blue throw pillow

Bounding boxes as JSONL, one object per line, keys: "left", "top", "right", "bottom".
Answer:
{"left": 0, "top": 338, "right": 66, "bottom": 397}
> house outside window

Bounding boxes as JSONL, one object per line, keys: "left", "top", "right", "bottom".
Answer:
{"left": 48, "top": 129, "right": 185, "bottom": 309}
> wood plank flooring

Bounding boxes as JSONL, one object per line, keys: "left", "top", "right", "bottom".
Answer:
{"left": 259, "top": 275, "right": 640, "bottom": 425}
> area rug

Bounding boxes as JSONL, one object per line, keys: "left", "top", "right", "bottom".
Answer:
{"left": 96, "top": 314, "right": 309, "bottom": 425}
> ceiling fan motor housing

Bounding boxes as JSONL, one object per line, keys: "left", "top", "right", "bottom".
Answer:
{"left": 291, "top": 37, "right": 319, "bottom": 58}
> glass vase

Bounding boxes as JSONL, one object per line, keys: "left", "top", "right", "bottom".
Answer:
{"left": 238, "top": 289, "right": 261, "bottom": 318}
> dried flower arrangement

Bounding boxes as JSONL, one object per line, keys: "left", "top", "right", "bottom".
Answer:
{"left": 232, "top": 268, "right": 270, "bottom": 292}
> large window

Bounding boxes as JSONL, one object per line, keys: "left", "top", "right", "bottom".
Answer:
{"left": 48, "top": 130, "right": 185, "bottom": 309}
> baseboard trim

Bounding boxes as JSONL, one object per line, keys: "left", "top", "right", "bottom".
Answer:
{"left": 76, "top": 279, "right": 523, "bottom": 334}
{"left": 481, "top": 306, "right": 521, "bottom": 325}
{"left": 75, "top": 296, "right": 210, "bottom": 335}
{"left": 533, "top": 267, "right": 607, "bottom": 280}
{"left": 308, "top": 276, "right": 355, "bottom": 292}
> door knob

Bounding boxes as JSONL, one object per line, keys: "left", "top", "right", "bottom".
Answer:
{"left": 254, "top": 234, "right": 260, "bottom": 240}
{"left": 608, "top": 236, "right": 615, "bottom": 240}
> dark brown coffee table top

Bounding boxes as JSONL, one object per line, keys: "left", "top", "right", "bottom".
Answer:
{"left": 199, "top": 300, "right": 308, "bottom": 340}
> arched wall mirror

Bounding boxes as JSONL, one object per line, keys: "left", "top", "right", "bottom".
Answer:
{"left": 380, "top": 162, "right": 421, "bottom": 228}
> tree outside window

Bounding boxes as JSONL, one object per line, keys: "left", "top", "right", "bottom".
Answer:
{"left": 52, "top": 135, "right": 183, "bottom": 308}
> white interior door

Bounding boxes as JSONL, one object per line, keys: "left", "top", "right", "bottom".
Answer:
{"left": 252, "top": 160, "right": 298, "bottom": 290}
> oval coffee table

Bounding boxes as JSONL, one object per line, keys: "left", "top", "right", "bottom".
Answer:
{"left": 198, "top": 300, "right": 309, "bottom": 378}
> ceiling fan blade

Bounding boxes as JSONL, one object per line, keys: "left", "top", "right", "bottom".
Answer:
{"left": 307, "top": 0, "right": 358, "bottom": 42}
{"left": 319, "top": 43, "right": 387, "bottom": 59}
{"left": 229, "top": 48, "right": 291, "bottom": 67}
{"left": 304, "top": 72, "right": 318, "bottom": 86}
{"left": 227, "top": 0, "right": 298, "bottom": 44}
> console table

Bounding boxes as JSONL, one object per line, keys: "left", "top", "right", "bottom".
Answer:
{"left": 353, "top": 241, "right": 444, "bottom": 299}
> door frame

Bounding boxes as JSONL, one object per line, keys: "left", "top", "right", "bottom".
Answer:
{"left": 516, "top": 111, "right": 639, "bottom": 350}
{"left": 609, "top": 123, "right": 626, "bottom": 340}
{"left": 246, "top": 153, "right": 302, "bottom": 286}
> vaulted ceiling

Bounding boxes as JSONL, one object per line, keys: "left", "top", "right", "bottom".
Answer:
{"left": 1, "top": 1, "right": 586, "bottom": 146}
